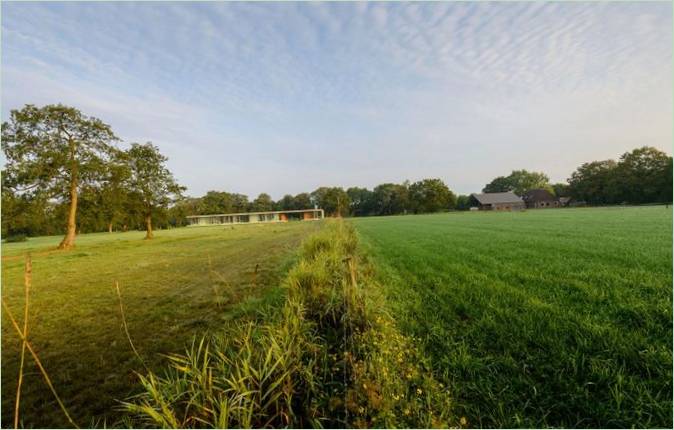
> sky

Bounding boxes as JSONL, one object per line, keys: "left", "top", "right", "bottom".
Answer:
{"left": 2, "top": 1, "right": 672, "bottom": 198}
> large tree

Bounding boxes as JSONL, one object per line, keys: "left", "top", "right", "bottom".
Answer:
{"left": 311, "top": 187, "right": 350, "bottom": 217}
{"left": 551, "top": 182, "right": 571, "bottom": 198}
{"left": 276, "top": 194, "right": 296, "bottom": 211}
{"left": 568, "top": 160, "right": 619, "bottom": 204}
{"left": 250, "top": 193, "right": 273, "bottom": 212}
{"left": 408, "top": 178, "right": 456, "bottom": 213}
{"left": 346, "top": 187, "right": 374, "bottom": 216}
{"left": 100, "top": 156, "right": 131, "bottom": 232}
{"left": 294, "top": 192, "right": 312, "bottom": 210}
{"left": 483, "top": 170, "right": 551, "bottom": 196}
{"left": 198, "top": 191, "right": 239, "bottom": 215}
{"left": 371, "top": 182, "right": 410, "bottom": 215}
{"left": 1, "top": 104, "right": 119, "bottom": 249}
{"left": 126, "top": 143, "right": 184, "bottom": 239}
{"left": 455, "top": 194, "right": 472, "bottom": 210}
{"left": 613, "top": 147, "right": 672, "bottom": 204}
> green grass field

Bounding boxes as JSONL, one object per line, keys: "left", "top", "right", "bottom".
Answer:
{"left": 353, "top": 206, "right": 672, "bottom": 428}
{"left": 1, "top": 222, "right": 320, "bottom": 428}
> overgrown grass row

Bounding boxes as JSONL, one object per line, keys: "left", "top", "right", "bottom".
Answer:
{"left": 122, "top": 220, "right": 455, "bottom": 428}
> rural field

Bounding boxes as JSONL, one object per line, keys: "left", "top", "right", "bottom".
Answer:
{"left": 1, "top": 206, "right": 672, "bottom": 428}
{"left": 353, "top": 206, "right": 673, "bottom": 428}
{"left": 1, "top": 222, "right": 320, "bottom": 428}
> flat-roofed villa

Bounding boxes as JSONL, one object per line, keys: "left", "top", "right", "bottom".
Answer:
{"left": 186, "top": 208, "right": 325, "bottom": 226}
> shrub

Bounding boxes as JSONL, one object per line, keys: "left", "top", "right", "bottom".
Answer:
{"left": 4, "top": 233, "right": 28, "bottom": 243}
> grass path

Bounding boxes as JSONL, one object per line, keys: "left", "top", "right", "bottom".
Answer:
{"left": 1, "top": 222, "right": 320, "bottom": 427}
{"left": 353, "top": 206, "right": 672, "bottom": 428}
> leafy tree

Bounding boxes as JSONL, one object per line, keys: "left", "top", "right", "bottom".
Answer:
{"left": 126, "top": 142, "right": 185, "bottom": 239}
{"left": 230, "top": 193, "right": 250, "bottom": 212}
{"left": 455, "top": 194, "right": 472, "bottom": 210}
{"left": 1, "top": 104, "right": 119, "bottom": 249}
{"left": 346, "top": 187, "right": 374, "bottom": 216}
{"left": 276, "top": 194, "right": 296, "bottom": 211}
{"left": 568, "top": 160, "right": 619, "bottom": 204}
{"left": 551, "top": 183, "right": 571, "bottom": 197}
{"left": 199, "top": 191, "right": 233, "bottom": 214}
{"left": 483, "top": 170, "right": 551, "bottom": 196}
{"left": 251, "top": 193, "right": 273, "bottom": 212}
{"left": 661, "top": 157, "right": 673, "bottom": 203}
{"left": 311, "top": 187, "right": 350, "bottom": 217}
{"left": 294, "top": 193, "right": 312, "bottom": 210}
{"left": 372, "top": 182, "right": 409, "bottom": 215}
{"left": 482, "top": 176, "right": 511, "bottom": 193}
{"left": 100, "top": 156, "right": 131, "bottom": 232}
{"left": 408, "top": 178, "right": 456, "bottom": 213}
{"left": 167, "top": 197, "right": 200, "bottom": 227}
{"left": 614, "top": 147, "right": 672, "bottom": 204}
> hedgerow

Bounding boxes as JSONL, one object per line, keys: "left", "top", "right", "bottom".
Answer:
{"left": 123, "top": 220, "right": 455, "bottom": 428}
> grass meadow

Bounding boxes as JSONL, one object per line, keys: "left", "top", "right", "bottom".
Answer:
{"left": 1, "top": 206, "right": 671, "bottom": 428}
{"left": 353, "top": 206, "right": 673, "bottom": 428}
{"left": 1, "top": 222, "right": 319, "bottom": 427}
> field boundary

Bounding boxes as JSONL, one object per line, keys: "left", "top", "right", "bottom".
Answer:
{"left": 123, "top": 219, "right": 457, "bottom": 428}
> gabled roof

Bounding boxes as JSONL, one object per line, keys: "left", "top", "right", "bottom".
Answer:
{"left": 522, "top": 189, "right": 557, "bottom": 202}
{"left": 471, "top": 192, "right": 523, "bottom": 205}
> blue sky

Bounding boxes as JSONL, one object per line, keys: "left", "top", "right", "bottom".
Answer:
{"left": 2, "top": 1, "right": 672, "bottom": 198}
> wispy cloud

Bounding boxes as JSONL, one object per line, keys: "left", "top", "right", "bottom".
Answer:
{"left": 2, "top": 1, "right": 671, "bottom": 197}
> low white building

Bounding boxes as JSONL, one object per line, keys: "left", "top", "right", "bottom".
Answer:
{"left": 186, "top": 208, "right": 324, "bottom": 226}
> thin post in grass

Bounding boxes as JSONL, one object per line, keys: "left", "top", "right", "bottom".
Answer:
{"left": 114, "top": 281, "right": 149, "bottom": 372}
{"left": 14, "top": 254, "right": 31, "bottom": 429}
{"left": 2, "top": 298, "right": 79, "bottom": 428}
{"left": 252, "top": 263, "right": 259, "bottom": 293}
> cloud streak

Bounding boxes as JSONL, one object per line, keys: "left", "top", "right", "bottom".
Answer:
{"left": 2, "top": 1, "right": 671, "bottom": 197}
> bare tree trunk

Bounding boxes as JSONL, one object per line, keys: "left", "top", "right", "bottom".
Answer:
{"left": 144, "top": 214, "right": 153, "bottom": 240}
{"left": 57, "top": 175, "right": 78, "bottom": 250}
{"left": 108, "top": 221, "right": 113, "bottom": 233}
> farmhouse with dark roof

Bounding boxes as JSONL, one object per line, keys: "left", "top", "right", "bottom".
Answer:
{"left": 522, "top": 189, "right": 560, "bottom": 209}
{"left": 470, "top": 192, "right": 525, "bottom": 211}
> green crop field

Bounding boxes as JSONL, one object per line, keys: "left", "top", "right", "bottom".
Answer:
{"left": 353, "top": 206, "right": 672, "bottom": 428}
{"left": 1, "top": 222, "right": 319, "bottom": 428}
{"left": 2, "top": 207, "right": 671, "bottom": 428}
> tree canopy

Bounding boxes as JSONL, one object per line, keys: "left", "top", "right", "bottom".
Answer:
{"left": 126, "top": 142, "right": 185, "bottom": 239}
{"left": 2, "top": 104, "right": 119, "bottom": 248}
{"left": 483, "top": 170, "right": 551, "bottom": 196}
{"left": 568, "top": 147, "right": 671, "bottom": 205}
{"left": 408, "top": 178, "right": 456, "bottom": 213}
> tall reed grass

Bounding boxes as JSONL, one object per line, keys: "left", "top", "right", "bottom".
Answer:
{"left": 123, "top": 220, "right": 455, "bottom": 428}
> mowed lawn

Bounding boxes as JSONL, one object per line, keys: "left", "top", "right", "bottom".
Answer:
{"left": 1, "top": 222, "right": 320, "bottom": 428}
{"left": 353, "top": 206, "right": 672, "bottom": 428}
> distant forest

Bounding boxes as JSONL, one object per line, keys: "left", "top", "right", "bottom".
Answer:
{"left": 2, "top": 104, "right": 672, "bottom": 240}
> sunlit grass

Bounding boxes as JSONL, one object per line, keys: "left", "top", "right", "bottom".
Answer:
{"left": 1, "top": 222, "right": 319, "bottom": 427}
{"left": 354, "top": 206, "right": 672, "bottom": 428}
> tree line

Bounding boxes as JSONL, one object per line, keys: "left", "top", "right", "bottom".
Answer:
{"left": 2, "top": 104, "right": 183, "bottom": 247}
{"left": 169, "top": 178, "right": 458, "bottom": 227}
{"left": 479, "top": 147, "right": 672, "bottom": 205}
{"left": 2, "top": 104, "right": 672, "bottom": 246}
